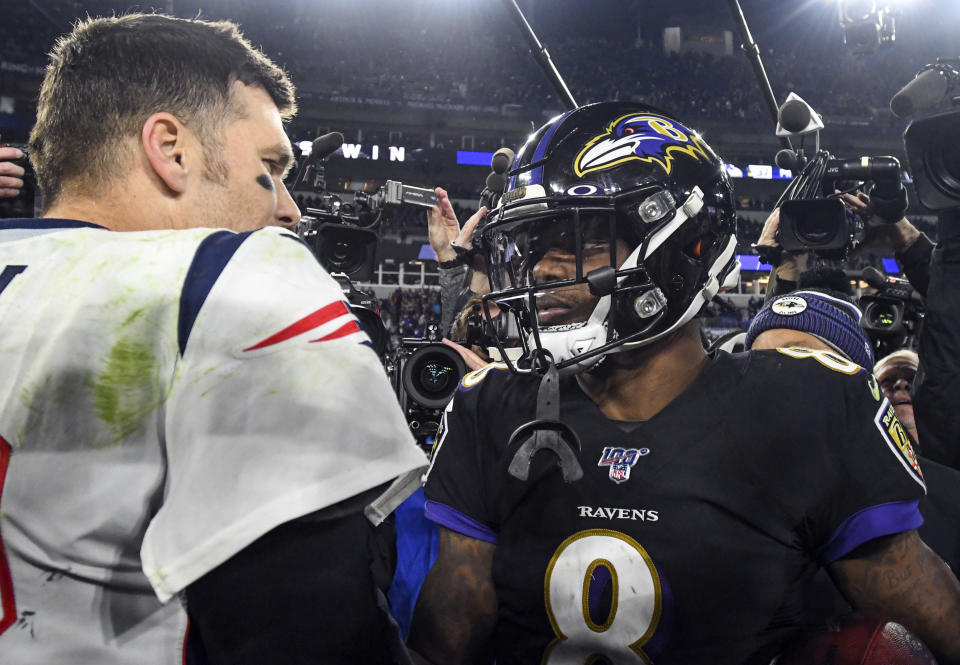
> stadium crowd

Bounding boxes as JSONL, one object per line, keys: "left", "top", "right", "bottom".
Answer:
{"left": 0, "top": 0, "right": 932, "bottom": 127}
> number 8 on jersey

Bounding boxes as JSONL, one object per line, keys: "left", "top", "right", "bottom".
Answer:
{"left": 543, "top": 529, "right": 663, "bottom": 664}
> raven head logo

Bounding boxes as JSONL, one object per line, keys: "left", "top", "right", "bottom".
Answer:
{"left": 574, "top": 113, "right": 710, "bottom": 178}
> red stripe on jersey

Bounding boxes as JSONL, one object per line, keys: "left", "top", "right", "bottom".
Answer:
{"left": 243, "top": 300, "right": 350, "bottom": 351}
{"left": 309, "top": 320, "right": 361, "bottom": 343}
{"left": 0, "top": 437, "right": 16, "bottom": 636}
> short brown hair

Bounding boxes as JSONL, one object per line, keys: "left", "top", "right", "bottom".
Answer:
{"left": 29, "top": 13, "right": 297, "bottom": 206}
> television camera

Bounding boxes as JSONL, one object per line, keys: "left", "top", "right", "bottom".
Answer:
{"left": 289, "top": 133, "right": 473, "bottom": 447}
{"left": 289, "top": 133, "right": 437, "bottom": 283}
{"left": 768, "top": 96, "right": 910, "bottom": 261}
{"left": 837, "top": 1, "right": 897, "bottom": 56}
{"left": 894, "top": 58, "right": 960, "bottom": 212}
{"left": 385, "top": 323, "right": 467, "bottom": 444}
{"left": 858, "top": 266, "right": 924, "bottom": 359}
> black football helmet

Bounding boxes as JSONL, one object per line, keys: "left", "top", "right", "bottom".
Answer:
{"left": 479, "top": 102, "right": 739, "bottom": 374}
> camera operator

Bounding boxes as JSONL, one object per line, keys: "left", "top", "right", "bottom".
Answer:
{"left": 754, "top": 192, "right": 927, "bottom": 302}
{"left": 0, "top": 146, "right": 25, "bottom": 199}
{"left": 0, "top": 14, "right": 427, "bottom": 664}
{"left": 838, "top": 190, "right": 960, "bottom": 470}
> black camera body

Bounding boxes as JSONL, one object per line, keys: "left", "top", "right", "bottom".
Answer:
{"left": 859, "top": 267, "right": 924, "bottom": 359}
{"left": 905, "top": 108, "right": 960, "bottom": 211}
{"left": 295, "top": 181, "right": 436, "bottom": 283}
{"left": 386, "top": 331, "right": 466, "bottom": 447}
{"left": 777, "top": 155, "right": 905, "bottom": 259}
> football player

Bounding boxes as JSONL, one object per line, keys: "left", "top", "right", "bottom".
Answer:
{"left": 408, "top": 102, "right": 960, "bottom": 664}
{"left": 0, "top": 14, "right": 426, "bottom": 664}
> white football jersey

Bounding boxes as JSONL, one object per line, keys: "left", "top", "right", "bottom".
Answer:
{"left": 0, "top": 219, "right": 427, "bottom": 663}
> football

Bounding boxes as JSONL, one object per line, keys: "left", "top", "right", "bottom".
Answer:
{"left": 774, "top": 614, "right": 938, "bottom": 665}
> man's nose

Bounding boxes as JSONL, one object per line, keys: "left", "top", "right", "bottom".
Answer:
{"left": 532, "top": 250, "right": 573, "bottom": 283}
{"left": 893, "top": 377, "right": 912, "bottom": 393}
{"left": 274, "top": 182, "right": 302, "bottom": 228}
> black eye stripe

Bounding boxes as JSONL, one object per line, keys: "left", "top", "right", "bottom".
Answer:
{"left": 255, "top": 174, "right": 274, "bottom": 191}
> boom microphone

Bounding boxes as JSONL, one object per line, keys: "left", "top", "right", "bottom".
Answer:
{"left": 289, "top": 132, "right": 343, "bottom": 191}
{"left": 779, "top": 99, "right": 812, "bottom": 134}
{"left": 775, "top": 149, "right": 804, "bottom": 172}
{"left": 890, "top": 67, "right": 953, "bottom": 118}
{"left": 491, "top": 147, "right": 516, "bottom": 174}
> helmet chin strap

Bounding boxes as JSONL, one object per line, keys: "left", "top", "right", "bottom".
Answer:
{"left": 531, "top": 294, "right": 612, "bottom": 375}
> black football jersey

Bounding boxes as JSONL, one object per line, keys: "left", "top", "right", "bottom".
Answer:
{"left": 423, "top": 348, "right": 926, "bottom": 665}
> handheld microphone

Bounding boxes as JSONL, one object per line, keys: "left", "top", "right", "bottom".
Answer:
{"left": 485, "top": 171, "right": 508, "bottom": 192}
{"left": 480, "top": 171, "right": 508, "bottom": 210}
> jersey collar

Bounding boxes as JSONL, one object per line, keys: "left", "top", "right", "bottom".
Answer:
{"left": 0, "top": 218, "right": 107, "bottom": 230}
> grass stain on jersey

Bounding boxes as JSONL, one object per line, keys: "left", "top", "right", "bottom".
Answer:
{"left": 88, "top": 336, "right": 166, "bottom": 446}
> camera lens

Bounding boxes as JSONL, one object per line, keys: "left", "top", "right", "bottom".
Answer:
{"left": 929, "top": 143, "right": 960, "bottom": 200}
{"left": 321, "top": 239, "right": 365, "bottom": 274}
{"left": 862, "top": 298, "right": 902, "bottom": 334}
{"left": 795, "top": 214, "right": 837, "bottom": 245}
{"left": 868, "top": 302, "right": 897, "bottom": 328}
{"left": 401, "top": 344, "right": 467, "bottom": 409}
{"left": 418, "top": 359, "right": 454, "bottom": 394}
{"left": 314, "top": 224, "right": 378, "bottom": 280}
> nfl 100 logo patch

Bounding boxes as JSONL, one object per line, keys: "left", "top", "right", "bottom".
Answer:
{"left": 597, "top": 446, "right": 649, "bottom": 484}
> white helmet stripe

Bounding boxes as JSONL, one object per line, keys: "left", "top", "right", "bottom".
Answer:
{"left": 618, "top": 233, "right": 737, "bottom": 351}
{"left": 642, "top": 186, "right": 704, "bottom": 260}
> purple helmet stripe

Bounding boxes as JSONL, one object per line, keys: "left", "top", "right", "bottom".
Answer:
{"left": 527, "top": 109, "right": 576, "bottom": 186}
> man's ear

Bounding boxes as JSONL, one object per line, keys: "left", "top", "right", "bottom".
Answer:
{"left": 141, "top": 113, "right": 191, "bottom": 194}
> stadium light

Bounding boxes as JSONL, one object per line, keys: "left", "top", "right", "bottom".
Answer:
{"left": 838, "top": 0, "right": 897, "bottom": 54}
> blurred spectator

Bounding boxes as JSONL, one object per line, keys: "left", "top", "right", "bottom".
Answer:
{"left": 379, "top": 287, "right": 443, "bottom": 351}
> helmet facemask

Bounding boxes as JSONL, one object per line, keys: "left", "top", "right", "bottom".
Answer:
{"left": 481, "top": 184, "right": 735, "bottom": 375}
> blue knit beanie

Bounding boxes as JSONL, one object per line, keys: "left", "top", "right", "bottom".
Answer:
{"left": 745, "top": 289, "right": 874, "bottom": 369}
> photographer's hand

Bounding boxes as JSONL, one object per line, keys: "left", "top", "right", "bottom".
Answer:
{"left": 755, "top": 207, "right": 812, "bottom": 283}
{"left": 441, "top": 337, "right": 491, "bottom": 372}
{"left": 0, "top": 147, "right": 25, "bottom": 199}
{"left": 841, "top": 191, "right": 920, "bottom": 254}
{"left": 454, "top": 204, "right": 487, "bottom": 252}
{"left": 427, "top": 187, "right": 461, "bottom": 263}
